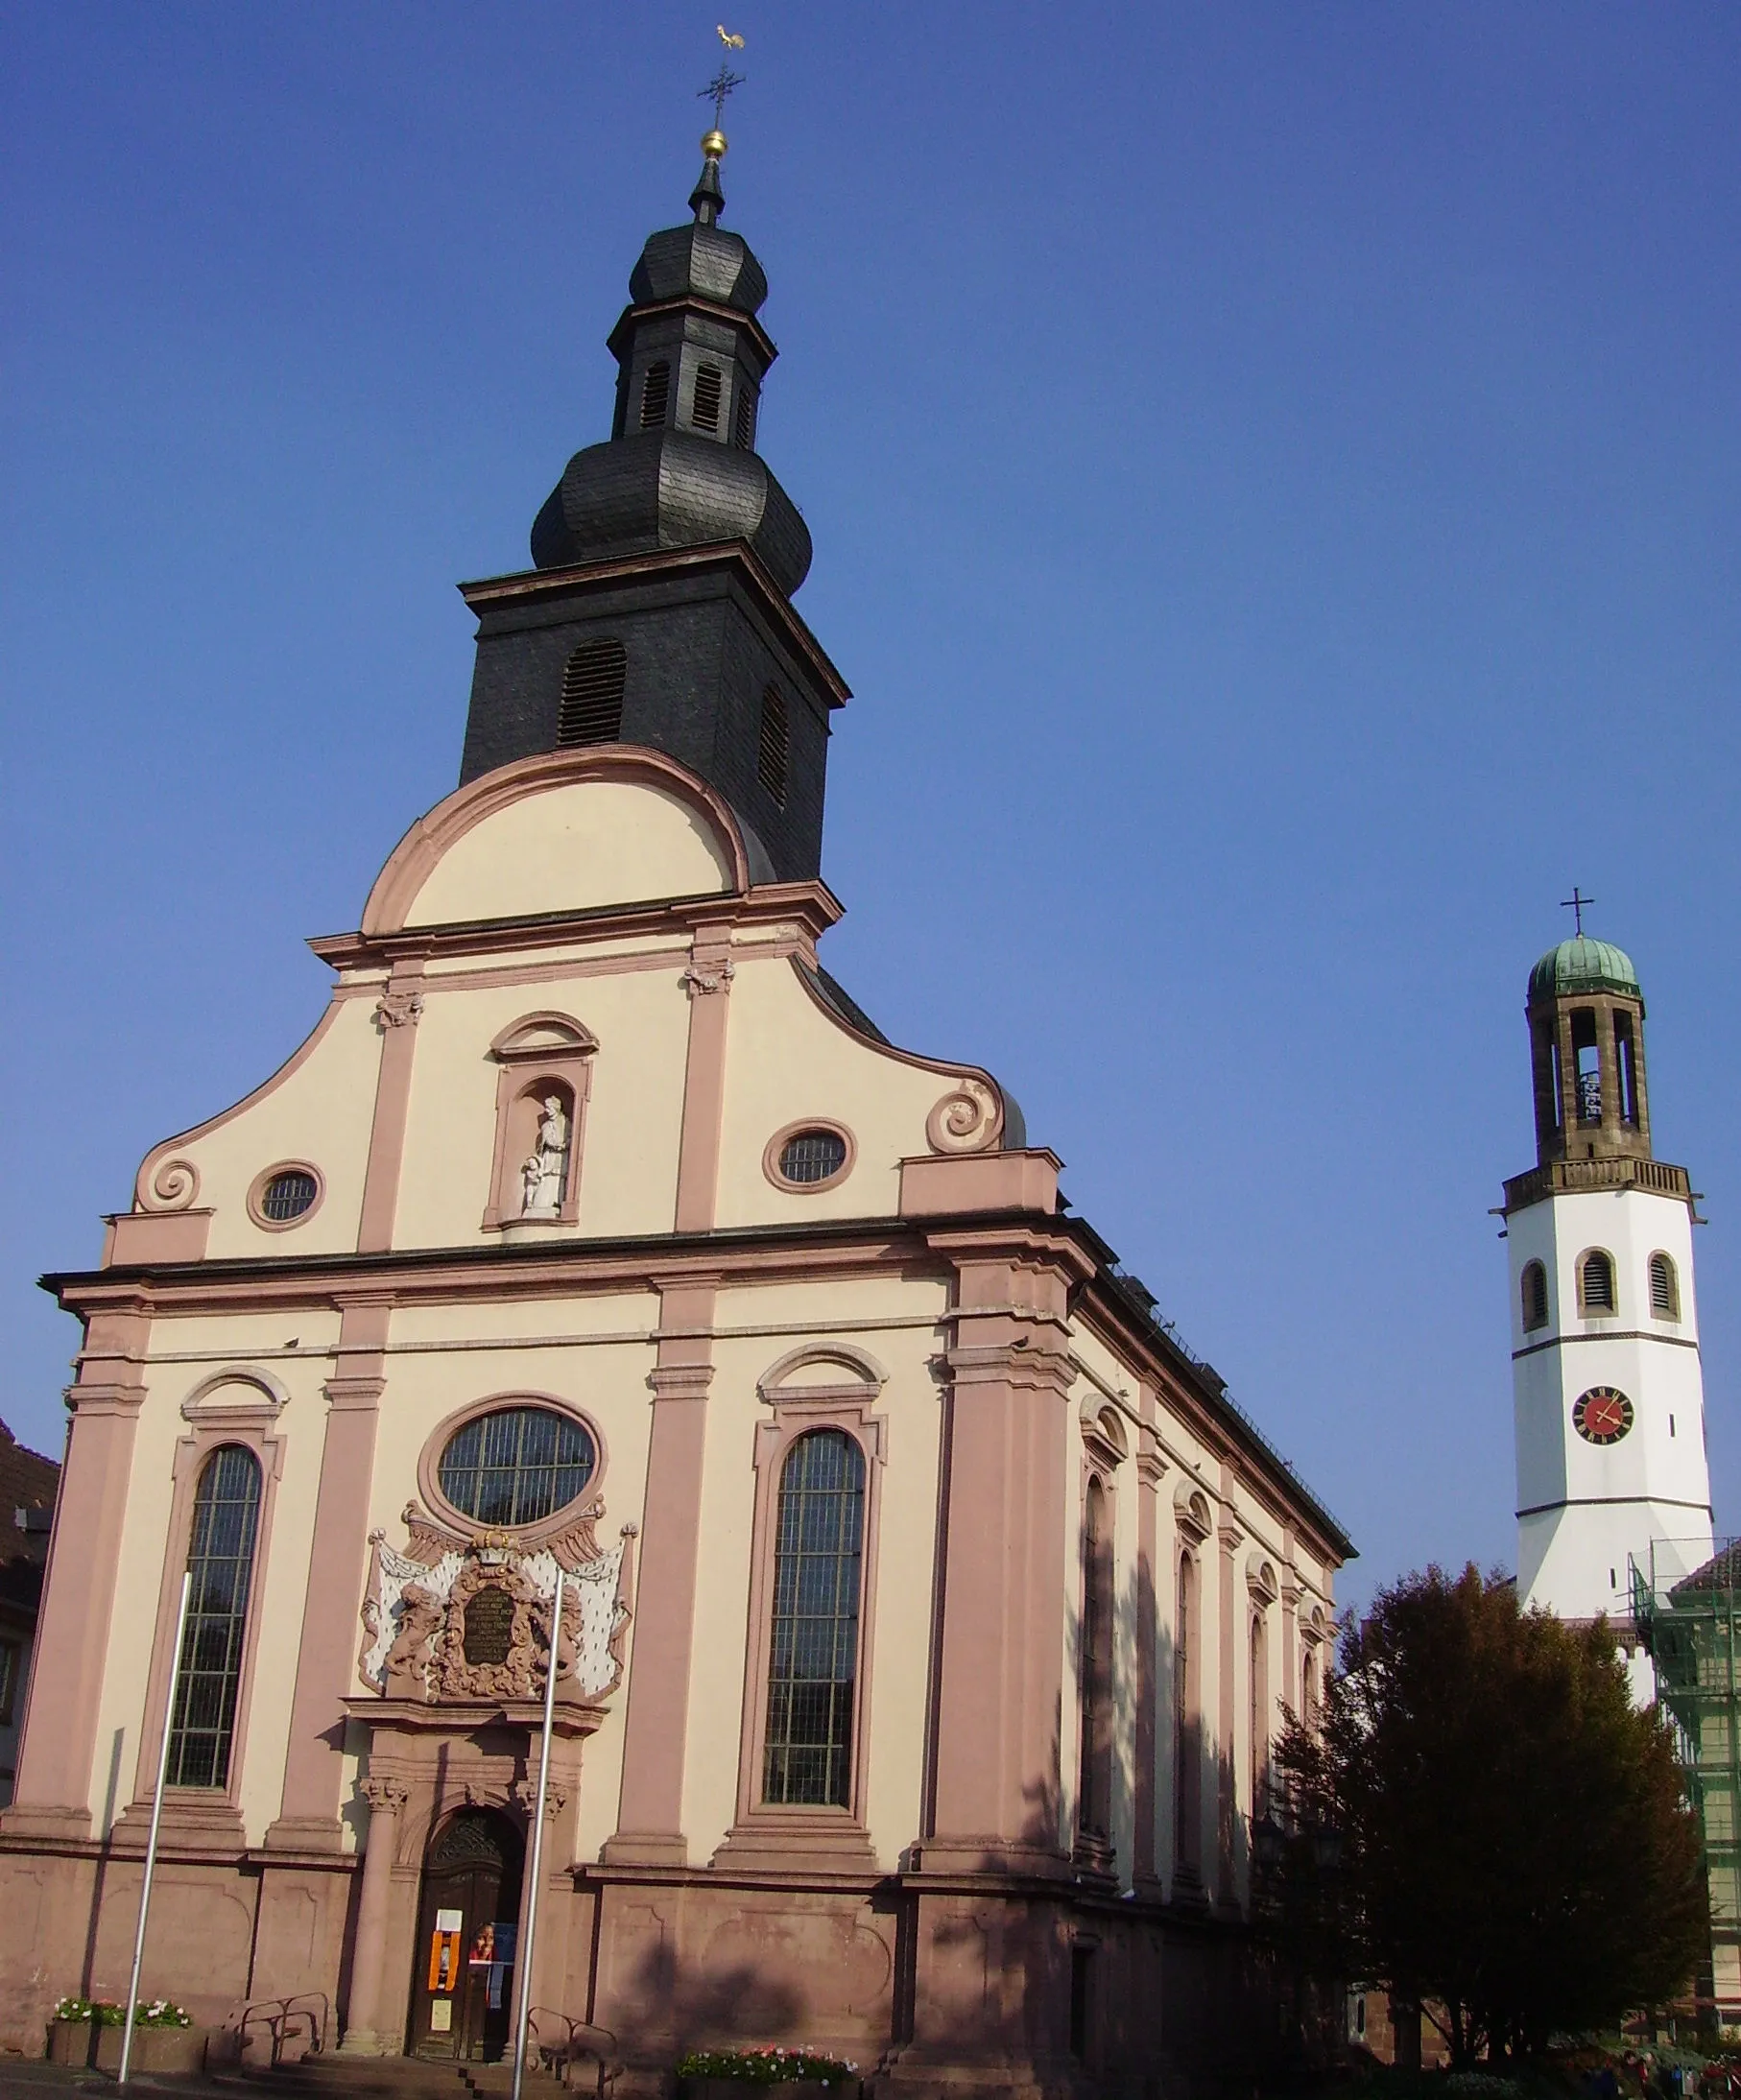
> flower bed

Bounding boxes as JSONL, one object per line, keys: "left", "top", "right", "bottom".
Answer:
{"left": 49, "top": 1998, "right": 203, "bottom": 2074}
{"left": 678, "top": 2045, "right": 861, "bottom": 2097}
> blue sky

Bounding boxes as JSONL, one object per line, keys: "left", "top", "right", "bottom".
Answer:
{"left": 3, "top": 4, "right": 1738, "bottom": 1609}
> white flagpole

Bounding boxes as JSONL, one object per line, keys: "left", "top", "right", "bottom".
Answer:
{"left": 512, "top": 1567, "right": 563, "bottom": 2100}
{"left": 119, "top": 1570, "right": 192, "bottom": 2089}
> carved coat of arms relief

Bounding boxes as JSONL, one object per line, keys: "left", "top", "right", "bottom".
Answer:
{"left": 358, "top": 1498, "right": 635, "bottom": 1709}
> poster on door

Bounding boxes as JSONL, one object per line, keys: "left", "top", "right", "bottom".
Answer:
{"left": 427, "top": 1908, "right": 464, "bottom": 1995}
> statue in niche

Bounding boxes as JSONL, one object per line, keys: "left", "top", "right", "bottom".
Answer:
{"left": 518, "top": 1094, "right": 569, "bottom": 1217}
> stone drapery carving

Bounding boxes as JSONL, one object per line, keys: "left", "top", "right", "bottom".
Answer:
{"left": 518, "top": 1096, "right": 570, "bottom": 1217}
{"left": 358, "top": 1499, "right": 632, "bottom": 1706}
{"left": 374, "top": 988, "right": 424, "bottom": 1032}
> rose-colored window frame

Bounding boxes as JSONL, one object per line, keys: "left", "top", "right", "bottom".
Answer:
{"left": 727, "top": 1347, "right": 887, "bottom": 1848}
{"left": 246, "top": 1160, "right": 325, "bottom": 1233}
{"left": 130, "top": 1372, "right": 287, "bottom": 1820}
{"left": 761, "top": 1119, "right": 858, "bottom": 1195}
{"left": 417, "top": 1393, "right": 609, "bottom": 1547}
{"left": 482, "top": 1014, "right": 599, "bottom": 1230}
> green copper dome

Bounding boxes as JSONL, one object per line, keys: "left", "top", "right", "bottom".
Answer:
{"left": 1528, "top": 935, "right": 1640, "bottom": 1003}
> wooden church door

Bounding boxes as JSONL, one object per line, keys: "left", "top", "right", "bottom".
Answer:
{"left": 410, "top": 1809, "right": 524, "bottom": 2061}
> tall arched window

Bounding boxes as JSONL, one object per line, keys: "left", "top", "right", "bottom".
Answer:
{"left": 1579, "top": 1249, "right": 1617, "bottom": 1316}
{"left": 1250, "top": 1610, "right": 1270, "bottom": 1810}
{"left": 1650, "top": 1252, "right": 1681, "bottom": 1321}
{"left": 1078, "top": 1478, "right": 1113, "bottom": 1845}
{"left": 166, "top": 1444, "right": 262, "bottom": 1789}
{"left": 1174, "top": 1550, "right": 1201, "bottom": 1868}
{"left": 762, "top": 1429, "right": 866, "bottom": 1808}
{"left": 1521, "top": 1260, "right": 1550, "bottom": 1331}
{"left": 1301, "top": 1646, "right": 1318, "bottom": 1723}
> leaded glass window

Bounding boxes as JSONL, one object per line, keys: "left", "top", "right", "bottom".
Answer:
{"left": 762, "top": 1429, "right": 866, "bottom": 1808}
{"left": 166, "top": 1444, "right": 261, "bottom": 1789}
{"left": 438, "top": 1406, "right": 595, "bottom": 1529}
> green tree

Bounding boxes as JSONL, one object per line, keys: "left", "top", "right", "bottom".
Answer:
{"left": 1273, "top": 1565, "right": 1707, "bottom": 2064}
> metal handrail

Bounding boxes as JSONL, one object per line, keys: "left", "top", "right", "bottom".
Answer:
{"left": 229, "top": 1992, "right": 329, "bottom": 2066}
{"left": 528, "top": 2008, "right": 620, "bottom": 2098}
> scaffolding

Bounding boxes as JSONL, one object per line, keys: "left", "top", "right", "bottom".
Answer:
{"left": 1634, "top": 1538, "right": 1741, "bottom": 2029}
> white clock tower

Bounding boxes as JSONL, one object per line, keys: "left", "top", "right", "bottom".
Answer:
{"left": 1504, "top": 922, "right": 1713, "bottom": 1638}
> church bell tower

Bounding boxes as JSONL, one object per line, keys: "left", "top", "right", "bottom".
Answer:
{"left": 1503, "top": 919, "right": 1713, "bottom": 1626}
{"left": 455, "top": 126, "right": 847, "bottom": 883}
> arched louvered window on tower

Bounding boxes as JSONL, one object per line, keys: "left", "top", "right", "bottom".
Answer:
{"left": 639, "top": 361, "right": 671, "bottom": 429}
{"left": 733, "top": 386, "right": 756, "bottom": 449}
{"left": 691, "top": 363, "right": 723, "bottom": 434}
{"left": 558, "top": 640, "right": 627, "bottom": 747}
{"left": 1521, "top": 1260, "right": 1550, "bottom": 1332}
{"left": 757, "top": 683, "right": 789, "bottom": 806}
{"left": 761, "top": 1428, "right": 866, "bottom": 1808}
{"left": 166, "top": 1444, "right": 262, "bottom": 1789}
{"left": 1578, "top": 1249, "right": 1617, "bottom": 1316}
{"left": 1650, "top": 1252, "right": 1681, "bottom": 1321}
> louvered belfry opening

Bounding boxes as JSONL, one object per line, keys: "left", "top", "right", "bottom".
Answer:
{"left": 639, "top": 361, "right": 671, "bottom": 429}
{"left": 733, "top": 386, "right": 755, "bottom": 449}
{"left": 757, "top": 683, "right": 789, "bottom": 804}
{"left": 558, "top": 639, "right": 628, "bottom": 747}
{"left": 692, "top": 363, "right": 723, "bottom": 434}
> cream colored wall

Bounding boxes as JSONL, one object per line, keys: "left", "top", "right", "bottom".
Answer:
{"left": 402, "top": 777, "right": 733, "bottom": 926}
{"left": 176, "top": 996, "right": 384, "bottom": 1261}
{"left": 713, "top": 956, "right": 982, "bottom": 1228}
{"left": 391, "top": 966, "right": 692, "bottom": 1246}
{"left": 85, "top": 1312, "right": 340, "bottom": 1840}
{"left": 680, "top": 1277, "right": 950, "bottom": 1870}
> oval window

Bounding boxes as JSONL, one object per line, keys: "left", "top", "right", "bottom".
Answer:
{"left": 261, "top": 1169, "right": 319, "bottom": 1222}
{"left": 437, "top": 1406, "right": 596, "bottom": 1528}
{"left": 778, "top": 1129, "right": 848, "bottom": 1186}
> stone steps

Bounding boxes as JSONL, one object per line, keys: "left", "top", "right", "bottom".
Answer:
{"left": 227, "top": 2057, "right": 567, "bottom": 2099}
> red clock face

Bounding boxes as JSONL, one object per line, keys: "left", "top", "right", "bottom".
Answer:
{"left": 1573, "top": 1386, "right": 1634, "bottom": 1446}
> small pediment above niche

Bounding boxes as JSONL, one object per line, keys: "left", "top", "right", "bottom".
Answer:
{"left": 756, "top": 1343, "right": 889, "bottom": 1407}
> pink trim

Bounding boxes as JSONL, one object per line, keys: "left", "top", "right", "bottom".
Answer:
{"left": 246, "top": 1161, "right": 327, "bottom": 1233}
{"left": 899, "top": 1147, "right": 1062, "bottom": 1220}
{"left": 717, "top": 1367, "right": 886, "bottom": 1863}
{"left": 357, "top": 969, "right": 424, "bottom": 1254}
{"left": 603, "top": 1281, "right": 715, "bottom": 1864}
{"left": 360, "top": 747, "right": 751, "bottom": 938}
{"left": 673, "top": 926, "right": 733, "bottom": 1234}
{"left": 132, "top": 1001, "right": 345, "bottom": 1214}
{"left": 414, "top": 1393, "right": 609, "bottom": 1547}
{"left": 1132, "top": 1404, "right": 1164, "bottom": 1887}
{"left": 103, "top": 1209, "right": 213, "bottom": 1267}
{"left": 269, "top": 1297, "right": 390, "bottom": 1847}
{"left": 125, "top": 1397, "right": 286, "bottom": 1834}
{"left": 761, "top": 1118, "right": 858, "bottom": 1195}
{"left": 1215, "top": 1518, "right": 1242, "bottom": 1904}
{"left": 788, "top": 958, "right": 1015, "bottom": 1135}
{"left": 921, "top": 1234, "right": 1078, "bottom": 1875}
{"left": 3, "top": 1304, "right": 151, "bottom": 1832}
{"left": 480, "top": 1014, "right": 597, "bottom": 1232}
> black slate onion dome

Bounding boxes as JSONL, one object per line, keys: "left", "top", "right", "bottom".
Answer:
{"left": 530, "top": 136, "right": 812, "bottom": 596}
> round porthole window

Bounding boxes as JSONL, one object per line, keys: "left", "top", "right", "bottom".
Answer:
{"left": 437, "top": 1405, "right": 596, "bottom": 1528}
{"left": 249, "top": 1162, "right": 324, "bottom": 1229}
{"left": 261, "top": 1170, "right": 319, "bottom": 1222}
{"left": 779, "top": 1129, "right": 847, "bottom": 1184}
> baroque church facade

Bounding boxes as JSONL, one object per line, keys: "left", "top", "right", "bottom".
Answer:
{"left": 0, "top": 133, "right": 1347, "bottom": 2090}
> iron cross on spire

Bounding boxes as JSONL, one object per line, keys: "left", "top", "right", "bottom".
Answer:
{"left": 1561, "top": 886, "right": 1596, "bottom": 937}
{"left": 700, "top": 28, "right": 747, "bottom": 132}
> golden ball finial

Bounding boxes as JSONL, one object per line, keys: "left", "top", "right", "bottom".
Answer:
{"left": 701, "top": 128, "right": 728, "bottom": 158}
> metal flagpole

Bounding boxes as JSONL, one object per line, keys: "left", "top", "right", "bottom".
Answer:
{"left": 119, "top": 1569, "right": 192, "bottom": 2090}
{"left": 512, "top": 1566, "right": 563, "bottom": 2100}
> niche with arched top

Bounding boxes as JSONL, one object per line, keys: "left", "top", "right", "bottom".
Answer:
{"left": 482, "top": 1014, "right": 598, "bottom": 1230}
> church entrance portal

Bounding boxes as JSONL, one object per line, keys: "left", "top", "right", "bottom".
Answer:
{"left": 409, "top": 1808, "right": 524, "bottom": 2062}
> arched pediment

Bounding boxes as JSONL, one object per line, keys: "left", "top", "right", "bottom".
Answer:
{"left": 362, "top": 748, "right": 753, "bottom": 936}
{"left": 180, "top": 1368, "right": 290, "bottom": 1424}
{"left": 757, "top": 1344, "right": 889, "bottom": 1406}
{"left": 489, "top": 1012, "right": 599, "bottom": 1061}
